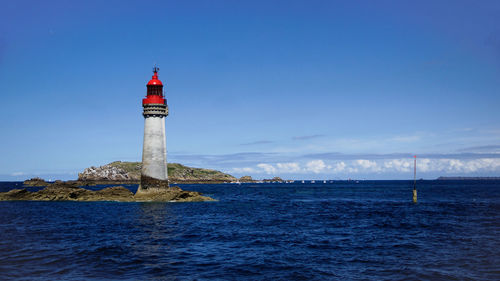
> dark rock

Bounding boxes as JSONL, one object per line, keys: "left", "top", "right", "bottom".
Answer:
{"left": 0, "top": 189, "right": 31, "bottom": 200}
{"left": 23, "top": 177, "right": 49, "bottom": 187}
{"left": 0, "top": 181, "right": 214, "bottom": 202}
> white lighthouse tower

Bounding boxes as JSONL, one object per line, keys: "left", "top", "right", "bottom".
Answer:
{"left": 137, "top": 66, "right": 169, "bottom": 193}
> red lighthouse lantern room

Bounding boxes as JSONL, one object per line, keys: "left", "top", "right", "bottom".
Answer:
{"left": 143, "top": 66, "right": 166, "bottom": 106}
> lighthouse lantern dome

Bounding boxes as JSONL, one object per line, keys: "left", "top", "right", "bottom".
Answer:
{"left": 147, "top": 65, "right": 163, "bottom": 86}
{"left": 146, "top": 66, "right": 164, "bottom": 96}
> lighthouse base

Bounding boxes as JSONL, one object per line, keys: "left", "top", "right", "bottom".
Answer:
{"left": 136, "top": 175, "right": 170, "bottom": 194}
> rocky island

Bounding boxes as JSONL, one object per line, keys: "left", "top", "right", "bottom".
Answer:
{"left": 77, "top": 161, "right": 237, "bottom": 184}
{"left": 263, "top": 176, "right": 284, "bottom": 183}
{"left": 238, "top": 176, "right": 255, "bottom": 183}
{"left": 23, "top": 177, "right": 50, "bottom": 186}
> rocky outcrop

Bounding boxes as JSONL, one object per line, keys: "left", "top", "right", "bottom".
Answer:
{"left": 168, "top": 163, "right": 236, "bottom": 182}
{"left": 77, "top": 161, "right": 236, "bottom": 183}
{"left": 134, "top": 186, "right": 213, "bottom": 202}
{"left": 78, "top": 162, "right": 140, "bottom": 181}
{"left": 0, "top": 182, "right": 214, "bottom": 202}
{"left": 239, "top": 176, "right": 254, "bottom": 183}
{"left": 23, "top": 177, "right": 49, "bottom": 186}
{"left": 263, "top": 177, "right": 284, "bottom": 183}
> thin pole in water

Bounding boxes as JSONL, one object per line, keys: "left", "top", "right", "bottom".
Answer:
{"left": 413, "top": 155, "right": 417, "bottom": 203}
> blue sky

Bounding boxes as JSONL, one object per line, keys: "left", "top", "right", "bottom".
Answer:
{"left": 1, "top": 0, "right": 499, "bottom": 180}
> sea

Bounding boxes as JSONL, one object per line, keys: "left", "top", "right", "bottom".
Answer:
{"left": 0, "top": 180, "right": 499, "bottom": 280}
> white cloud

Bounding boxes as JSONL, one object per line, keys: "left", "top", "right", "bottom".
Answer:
{"left": 231, "top": 158, "right": 500, "bottom": 177}
{"left": 381, "top": 158, "right": 500, "bottom": 174}
{"left": 383, "top": 159, "right": 412, "bottom": 172}
{"left": 11, "top": 172, "right": 25, "bottom": 176}
{"left": 256, "top": 163, "right": 277, "bottom": 174}
{"left": 276, "top": 162, "right": 301, "bottom": 173}
{"left": 354, "top": 159, "right": 381, "bottom": 172}
{"left": 232, "top": 167, "right": 257, "bottom": 174}
{"left": 332, "top": 161, "right": 346, "bottom": 172}
{"left": 256, "top": 162, "right": 304, "bottom": 174}
{"left": 305, "top": 160, "right": 327, "bottom": 174}
{"left": 428, "top": 158, "right": 500, "bottom": 173}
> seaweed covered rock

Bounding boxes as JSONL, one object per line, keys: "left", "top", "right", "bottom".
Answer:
{"left": 0, "top": 182, "right": 214, "bottom": 202}
{"left": 134, "top": 185, "right": 214, "bottom": 202}
{"left": 23, "top": 177, "right": 49, "bottom": 187}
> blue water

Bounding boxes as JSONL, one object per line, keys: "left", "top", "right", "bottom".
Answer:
{"left": 0, "top": 180, "right": 499, "bottom": 280}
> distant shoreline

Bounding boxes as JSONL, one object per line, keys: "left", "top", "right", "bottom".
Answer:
{"left": 436, "top": 177, "right": 500, "bottom": 180}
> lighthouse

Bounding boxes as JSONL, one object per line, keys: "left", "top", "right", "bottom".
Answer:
{"left": 137, "top": 66, "right": 169, "bottom": 193}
